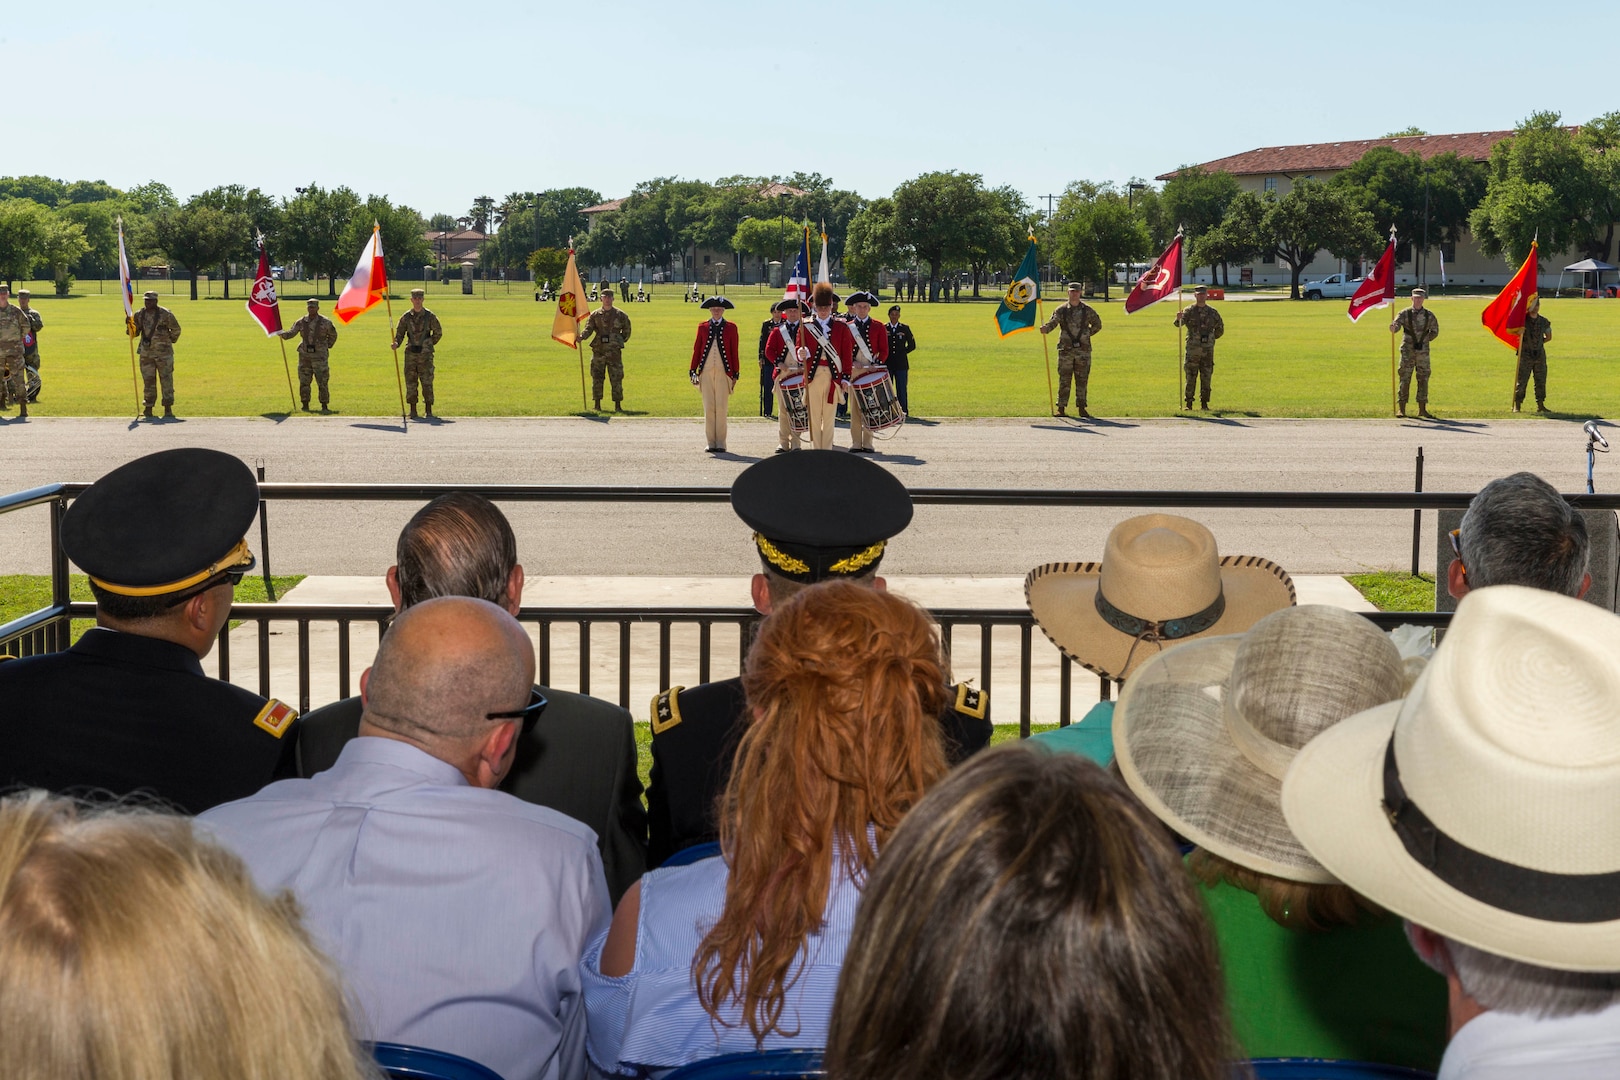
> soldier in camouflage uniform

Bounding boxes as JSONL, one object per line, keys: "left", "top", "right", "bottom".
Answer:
{"left": 18, "top": 289, "right": 41, "bottom": 403}
{"left": 578, "top": 289, "right": 633, "bottom": 411}
{"left": 0, "top": 287, "right": 29, "bottom": 418}
{"left": 1039, "top": 282, "right": 1104, "bottom": 418}
{"left": 279, "top": 297, "right": 340, "bottom": 412}
{"left": 1173, "top": 285, "right": 1224, "bottom": 410}
{"left": 1390, "top": 288, "right": 1440, "bottom": 419}
{"left": 130, "top": 290, "right": 182, "bottom": 419}
{"left": 392, "top": 288, "right": 444, "bottom": 419}
{"left": 1513, "top": 296, "right": 1552, "bottom": 414}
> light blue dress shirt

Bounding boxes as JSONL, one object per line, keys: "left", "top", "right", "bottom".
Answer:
{"left": 200, "top": 736, "right": 611, "bottom": 1080}
{"left": 579, "top": 841, "right": 867, "bottom": 1077}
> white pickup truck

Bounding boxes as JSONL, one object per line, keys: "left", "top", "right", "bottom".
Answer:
{"left": 1301, "top": 273, "right": 1365, "bottom": 300}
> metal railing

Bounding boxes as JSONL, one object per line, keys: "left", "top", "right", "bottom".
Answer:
{"left": 11, "top": 481, "right": 1617, "bottom": 734}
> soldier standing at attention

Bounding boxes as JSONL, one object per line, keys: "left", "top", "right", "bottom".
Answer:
{"left": 1039, "top": 282, "right": 1103, "bottom": 419}
{"left": 1513, "top": 295, "right": 1552, "bottom": 414}
{"left": 1173, "top": 285, "right": 1224, "bottom": 411}
{"left": 0, "top": 287, "right": 29, "bottom": 418}
{"left": 1390, "top": 287, "right": 1439, "bottom": 419}
{"left": 884, "top": 305, "right": 917, "bottom": 416}
{"left": 689, "top": 296, "right": 738, "bottom": 453}
{"left": 756, "top": 304, "right": 781, "bottom": 419}
{"left": 579, "top": 288, "right": 633, "bottom": 412}
{"left": 278, "top": 298, "right": 340, "bottom": 412}
{"left": 130, "top": 290, "right": 182, "bottom": 420}
{"left": 392, "top": 288, "right": 443, "bottom": 420}
{"left": 18, "top": 289, "right": 41, "bottom": 403}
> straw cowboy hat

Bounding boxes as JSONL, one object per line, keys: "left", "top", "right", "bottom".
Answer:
{"left": 1024, "top": 514, "right": 1296, "bottom": 683}
{"left": 1282, "top": 585, "right": 1620, "bottom": 972}
{"left": 1115, "top": 605, "right": 1408, "bottom": 884}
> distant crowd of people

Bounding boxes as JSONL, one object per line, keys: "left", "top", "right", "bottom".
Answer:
{"left": 1, "top": 451, "right": 1616, "bottom": 1080}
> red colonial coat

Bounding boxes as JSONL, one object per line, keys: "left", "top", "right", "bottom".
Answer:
{"left": 767, "top": 317, "right": 858, "bottom": 402}
{"left": 690, "top": 318, "right": 740, "bottom": 380}
{"left": 845, "top": 316, "right": 890, "bottom": 366}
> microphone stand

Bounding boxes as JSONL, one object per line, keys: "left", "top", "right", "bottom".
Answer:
{"left": 1587, "top": 427, "right": 1609, "bottom": 494}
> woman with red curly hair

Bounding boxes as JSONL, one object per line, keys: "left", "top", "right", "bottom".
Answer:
{"left": 580, "top": 580, "right": 951, "bottom": 1075}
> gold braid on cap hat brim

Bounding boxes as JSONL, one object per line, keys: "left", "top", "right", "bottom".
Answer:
{"left": 89, "top": 538, "right": 253, "bottom": 597}
{"left": 754, "top": 534, "right": 810, "bottom": 576}
{"left": 829, "top": 541, "right": 885, "bottom": 575}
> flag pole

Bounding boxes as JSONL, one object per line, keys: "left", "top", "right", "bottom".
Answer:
{"left": 571, "top": 241, "right": 588, "bottom": 411}
{"left": 1389, "top": 320, "right": 1398, "bottom": 417}
{"left": 1037, "top": 285, "right": 1054, "bottom": 415}
{"left": 384, "top": 289, "right": 406, "bottom": 430}
{"left": 1176, "top": 287, "right": 1185, "bottom": 410}
{"left": 277, "top": 336, "right": 297, "bottom": 412}
{"left": 126, "top": 320, "right": 140, "bottom": 418}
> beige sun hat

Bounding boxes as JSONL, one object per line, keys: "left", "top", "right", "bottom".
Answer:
{"left": 1025, "top": 514, "right": 1296, "bottom": 683}
{"left": 1282, "top": 584, "right": 1620, "bottom": 972}
{"left": 1115, "top": 605, "right": 1408, "bottom": 884}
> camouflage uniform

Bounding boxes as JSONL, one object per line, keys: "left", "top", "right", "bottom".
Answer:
{"left": 131, "top": 304, "right": 182, "bottom": 409}
{"left": 280, "top": 311, "right": 340, "bottom": 409}
{"left": 1514, "top": 311, "right": 1553, "bottom": 411}
{"left": 1040, "top": 300, "right": 1103, "bottom": 412}
{"left": 1175, "top": 304, "right": 1225, "bottom": 408}
{"left": 392, "top": 307, "right": 444, "bottom": 409}
{"left": 0, "top": 304, "right": 28, "bottom": 409}
{"left": 579, "top": 306, "right": 633, "bottom": 408}
{"left": 1393, "top": 307, "right": 1440, "bottom": 412}
{"left": 21, "top": 304, "right": 41, "bottom": 368}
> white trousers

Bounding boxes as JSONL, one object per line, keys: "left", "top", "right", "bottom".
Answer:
{"left": 700, "top": 359, "right": 733, "bottom": 449}
{"left": 805, "top": 367, "right": 838, "bottom": 450}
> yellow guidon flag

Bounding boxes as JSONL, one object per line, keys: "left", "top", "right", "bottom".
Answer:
{"left": 551, "top": 246, "right": 590, "bottom": 347}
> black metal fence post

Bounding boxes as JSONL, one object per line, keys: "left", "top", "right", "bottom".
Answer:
{"left": 256, "top": 461, "right": 276, "bottom": 602}
{"left": 1411, "top": 447, "right": 1424, "bottom": 577}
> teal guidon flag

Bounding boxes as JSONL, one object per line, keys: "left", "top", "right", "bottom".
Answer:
{"left": 995, "top": 237, "right": 1041, "bottom": 337}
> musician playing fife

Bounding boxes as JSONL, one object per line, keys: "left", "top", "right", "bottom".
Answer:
{"left": 767, "top": 282, "right": 855, "bottom": 451}
{"left": 842, "top": 291, "right": 890, "bottom": 453}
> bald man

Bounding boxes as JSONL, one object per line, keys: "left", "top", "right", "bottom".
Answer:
{"left": 201, "top": 597, "right": 610, "bottom": 1080}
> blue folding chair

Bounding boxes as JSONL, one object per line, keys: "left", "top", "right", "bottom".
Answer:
{"left": 661, "top": 840, "right": 722, "bottom": 867}
{"left": 1248, "top": 1059, "right": 1436, "bottom": 1080}
{"left": 662, "top": 1049, "right": 825, "bottom": 1079}
{"left": 370, "top": 1042, "right": 507, "bottom": 1080}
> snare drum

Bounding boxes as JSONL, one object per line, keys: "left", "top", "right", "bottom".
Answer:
{"left": 850, "top": 370, "right": 904, "bottom": 434}
{"left": 778, "top": 373, "right": 810, "bottom": 434}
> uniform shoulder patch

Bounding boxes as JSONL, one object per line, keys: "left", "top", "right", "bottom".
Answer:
{"left": 253, "top": 699, "right": 298, "bottom": 739}
{"left": 954, "top": 682, "right": 989, "bottom": 720}
{"left": 651, "top": 687, "right": 686, "bottom": 735}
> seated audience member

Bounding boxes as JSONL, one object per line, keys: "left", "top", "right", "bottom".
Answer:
{"left": 647, "top": 450, "right": 989, "bottom": 867}
{"left": 1113, "top": 605, "right": 1447, "bottom": 1068}
{"left": 297, "top": 491, "right": 646, "bottom": 902}
{"left": 0, "top": 791, "right": 373, "bottom": 1080}
{"left": 583, "top": 582, "right": 952, "bottom": 1075}
{"left": 823, "top": 743, "right": 1235, "bottom": 1080}
{"left": 1448, "top": 471, "right": 1590, "bottom": 600}
{"left": 1284, "top": 585, "right": 1620, "bottom": 1079}
{"left": 1024, "top": 512, "right": 1295, "bottom": 765}
{"left": 0, "top": 448, "right": 297, "bottom": 813}
{"left": 202, "top": 597, "right": 609, "bottom": 1080}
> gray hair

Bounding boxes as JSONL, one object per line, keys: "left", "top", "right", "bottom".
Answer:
{"left": 394, "top": 492, "right": 518, "bottom": 610}
{"left": 1423, "top": 931, "right": 1620, "bottom": 1018}
{"left": 1458, "top": 472, "right": 1589, "bottom": 596}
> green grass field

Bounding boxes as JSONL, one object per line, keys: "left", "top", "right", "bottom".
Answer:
{"left": 10, "top": 277, "right": 1617, "bottom": 419}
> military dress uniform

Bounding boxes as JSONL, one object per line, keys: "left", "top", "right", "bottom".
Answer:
{"left": 280, "top": 305, "right": 340, "bottom": 410}
{"left": 757, "top": 314, "right": 781, "bottom": 418}
{"left": 0, "top": 447, "right": 297, "bottom": 814}
{"left": 579, "top": 304, "right": 633, "bottom": 410}
{"left": 884, "top": 315, "right": 917, "bottom": 415}
{"left": 644, "top": 449, "right": 993, "bottom": 866}
{"left": 1041, "top": 291, "right": 1103, "bottom": 416}
{"left": 1393, "top": 303, "right": 1440, "bottom": 417}
{"left": 1514, "top": 310, "right": 1553, "bottom": 413}
{"left": 844, "top": 294, "right": 891, "bottom": 453}
{"left": 1174, "top": 298, "right": 1224, "bottom": 410}
{"left": 131, "top": 294, "right": 182, "bottom": 416}
{"left": 393, "top": 301, "right": 444, "bottom": 416}
{"left": 689, "top": 297, "right": 739, "bottom": 452}
{"left": 0, "top": 300, "right": 29, "bottom": 415}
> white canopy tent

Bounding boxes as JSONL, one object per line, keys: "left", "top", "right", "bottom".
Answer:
{"left": 1558, "top": 258, "right": 1618, "bottom": 296}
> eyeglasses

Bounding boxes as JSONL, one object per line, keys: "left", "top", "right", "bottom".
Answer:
{"left": 1449, "top": 529, "right": 1468, "bottom": 583}
{"left": 486, "top": 688, "right": 548, "bottom": 737}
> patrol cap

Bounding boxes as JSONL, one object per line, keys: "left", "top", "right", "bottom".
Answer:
{"left": 700, "top": 296, "right": 734, "bottom": 310}
{"left": 63, "top": 448, "right": 259, "bottom": 599}
{"left": 306, "top": 298, "right": 319, "bottom": 307}
{"left": 143, "top": 290, "right": 159, "bottom": 300}
{"left": 15, "top": 289, "right": 29, "bottom": 298}
{"left": 773, "top": 298, "right": 809, "bottom": 314}
{"left": 844, "top": 290, "right": 878, "bottom": 307}
{"left": 1410, "top": 287, "right": 1428, "bottom": 298}
{"left": 1067, "top": 282, "right": 1084, "bottom": 291}
{"left": 1192, "top": 285, "right": 1208, "bottom": 294}
{"left": 410, "top": 288, "right": 426, "bottom": 298}
{"left": 732, "top": 450, "right": 913, "bottom": 584}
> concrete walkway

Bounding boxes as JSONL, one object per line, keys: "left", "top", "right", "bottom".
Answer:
{"left": 219, "top": 574, "right": 1376, "bottom": 725}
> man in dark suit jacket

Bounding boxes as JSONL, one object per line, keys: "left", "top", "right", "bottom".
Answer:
{"left": 295, "top": 492, "right": 647, "bottom": 903}
{"left": 885, "top": 305, "right": 917, "bottom": 415}
{"left": 756, "top": 307, "right": 780, "bottom": 419}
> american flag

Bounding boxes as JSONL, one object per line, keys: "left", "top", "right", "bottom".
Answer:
{"left": 784, "top": 226, "right": 810, "bottom": 301}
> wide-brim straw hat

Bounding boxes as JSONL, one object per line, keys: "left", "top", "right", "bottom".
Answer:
{"left": 1115, "top": 605, "right": 1408, "bottom": 884}
{"left": 1282, "top": 585, "right": 1620, "bottom": 972}
{"left": 1025, "top": 514, "right": 1296, "bottom": 683}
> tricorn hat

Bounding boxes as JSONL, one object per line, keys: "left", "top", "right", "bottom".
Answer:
{"left": 773, "top": 298, "right": 809, "bottom": 315}
{"left": 844, "top": 290, "right": 878, "bottom": 307}
{"left": 700, "top": 296, "right": 734, "bottom": 310}
{"left": 732, "top": 450, "right": 912, "bottom": 584}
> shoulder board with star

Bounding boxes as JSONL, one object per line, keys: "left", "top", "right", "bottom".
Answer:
{"left": 252, "top": 699, "right": 298, "bottom": 739}
{"left": 953, "top": 682, "right": 988, "bottom": 720}
{"left": 651, "top": 686, "right": 686, "bottom": 735}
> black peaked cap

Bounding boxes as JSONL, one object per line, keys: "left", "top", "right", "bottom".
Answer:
{"left": 731, "top": 450, "right": 912, "bottom": 583}
{"left": 63, "top": 448, "right": 259, "bottom": 595}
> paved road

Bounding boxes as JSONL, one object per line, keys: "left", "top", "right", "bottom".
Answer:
{"left": 2, "top": 413, "right": 1608, "bottom": 577}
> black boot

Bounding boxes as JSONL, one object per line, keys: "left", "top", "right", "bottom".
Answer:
{"left": 301, "top": 401, "right": 312, "bottom": 412}
{"left": 409, "top": 404, "right": 419, "bottom": 420}
{"left": 614, "top": 401, "right": 623, "bottom": 412}
{"left": 143, "top": 404, "right": 153, "bottom": 419}
{"left": 163, "top": 406, "right": 174, "bottom": 419}
{"left": 593, "top": 399, "right": 602, "bottom": 412}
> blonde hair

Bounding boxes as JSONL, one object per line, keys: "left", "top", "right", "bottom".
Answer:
{"left": 0, "top": 791, "right": 376, "bottom": 1080}
{"left": 1187, "top": 848, "right": 1375, "bottom": 931}
{"left": 695, "top": 581, "right": 951, "bottom": 1042}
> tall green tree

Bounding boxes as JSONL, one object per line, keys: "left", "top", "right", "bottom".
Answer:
{"left": 340, "top": 195, "right": 431, "bottom": 278}
{"left": 1051, "top": 182, "right": 1151, "bottom": 301}
{"left": 842, "top": 200, "right": 899, "bottom": 290}
{"left": 887, "top": 171, "right": 997, "bottom": 300}
{"left": 1332, "top": 147, "right": 1485, "bottom": 265}
{"left": 191, "top": 185, "right": 283, "bottom": 298}
{"left": 1470, "top": 111, "right": 1620, "bottom": 265}
{"left": 468, "top": 195, "right": 496, "bottom": 234}
{"left": 1160, "top": 168, "right": 1240, "bottom": 282}
{"left": 58, "top": 199, "right": 132, "bottom": 278}
{"left": 63, "top": 179, "right": 121, "bottom": 204}
{"left": 0, "top": 176, "right": 66, "bottom": 206}
{"left": 961, "top": 185, "right": 1029, "bottom": 297}
{"left": 281, "top": 185, "right": 364, "bottom": 296}
{"left": 0, "top": 198, "right": 53, "bottom": 285}
{"left": 125, "top": 182, "right": 178, "bottom": 216}
{"left": 1193, "top": 191, "right": 1269, "bottom": 286}
{"left": 39, "top": 216, "right": 89, "bottom": 293}
{"left": 153, "top": 203, "right": 247, "bottom": 300}
{"left": 1259, "top": 180, "right": 1380, "bottom": 298}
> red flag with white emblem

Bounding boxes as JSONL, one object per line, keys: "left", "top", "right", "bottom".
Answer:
{"left": 1481, "top": 240, "right": 1539, "bottom": 349}
{"left": 1125, "top": 232, "right": 1184, "bottom": 314}
{"left": 246, "top": 239, "right": 283, "bottom": 336}
{"left": 1348, "top": 233, "right": 1397, "bottom": 322}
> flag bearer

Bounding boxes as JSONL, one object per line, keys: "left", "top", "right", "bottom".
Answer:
{"left": 392, "top": 288, "right": 443, "bottom": 420}
{"left": 1390, "top": 288, "right": 1439, "bottom": 419}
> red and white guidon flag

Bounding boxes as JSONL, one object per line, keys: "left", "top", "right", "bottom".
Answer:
{"left": 1125, "top": 232, "right": 1184, "bottom": 314}
{"left": 246, "top": 241, "right": 282, "bottom": 336}
{"left": 335, "top": 224, "right": 389, "bottom": 325}
{"left": 1349, "top": 235, "right": 1397, "bottom": 322}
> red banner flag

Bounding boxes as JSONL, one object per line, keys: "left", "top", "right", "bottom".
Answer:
{"left": 334, "top": 224, "right": 388, "bottom": 324}
{"left": 1348, "top": 238, "right": 1396, "bottom": 322}
{"left": 246, "top": 241, "right": 282, "bottom": 336}
{"left": 1481, "top": 241, "right": 1539, "bottom": 349}
{"left": 1125, "top": 232, "right": 1183, "bottom": 314}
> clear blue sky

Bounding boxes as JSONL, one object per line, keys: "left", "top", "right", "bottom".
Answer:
{"left": 14, "top": 1, "right": 1608, "bottom": 218}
